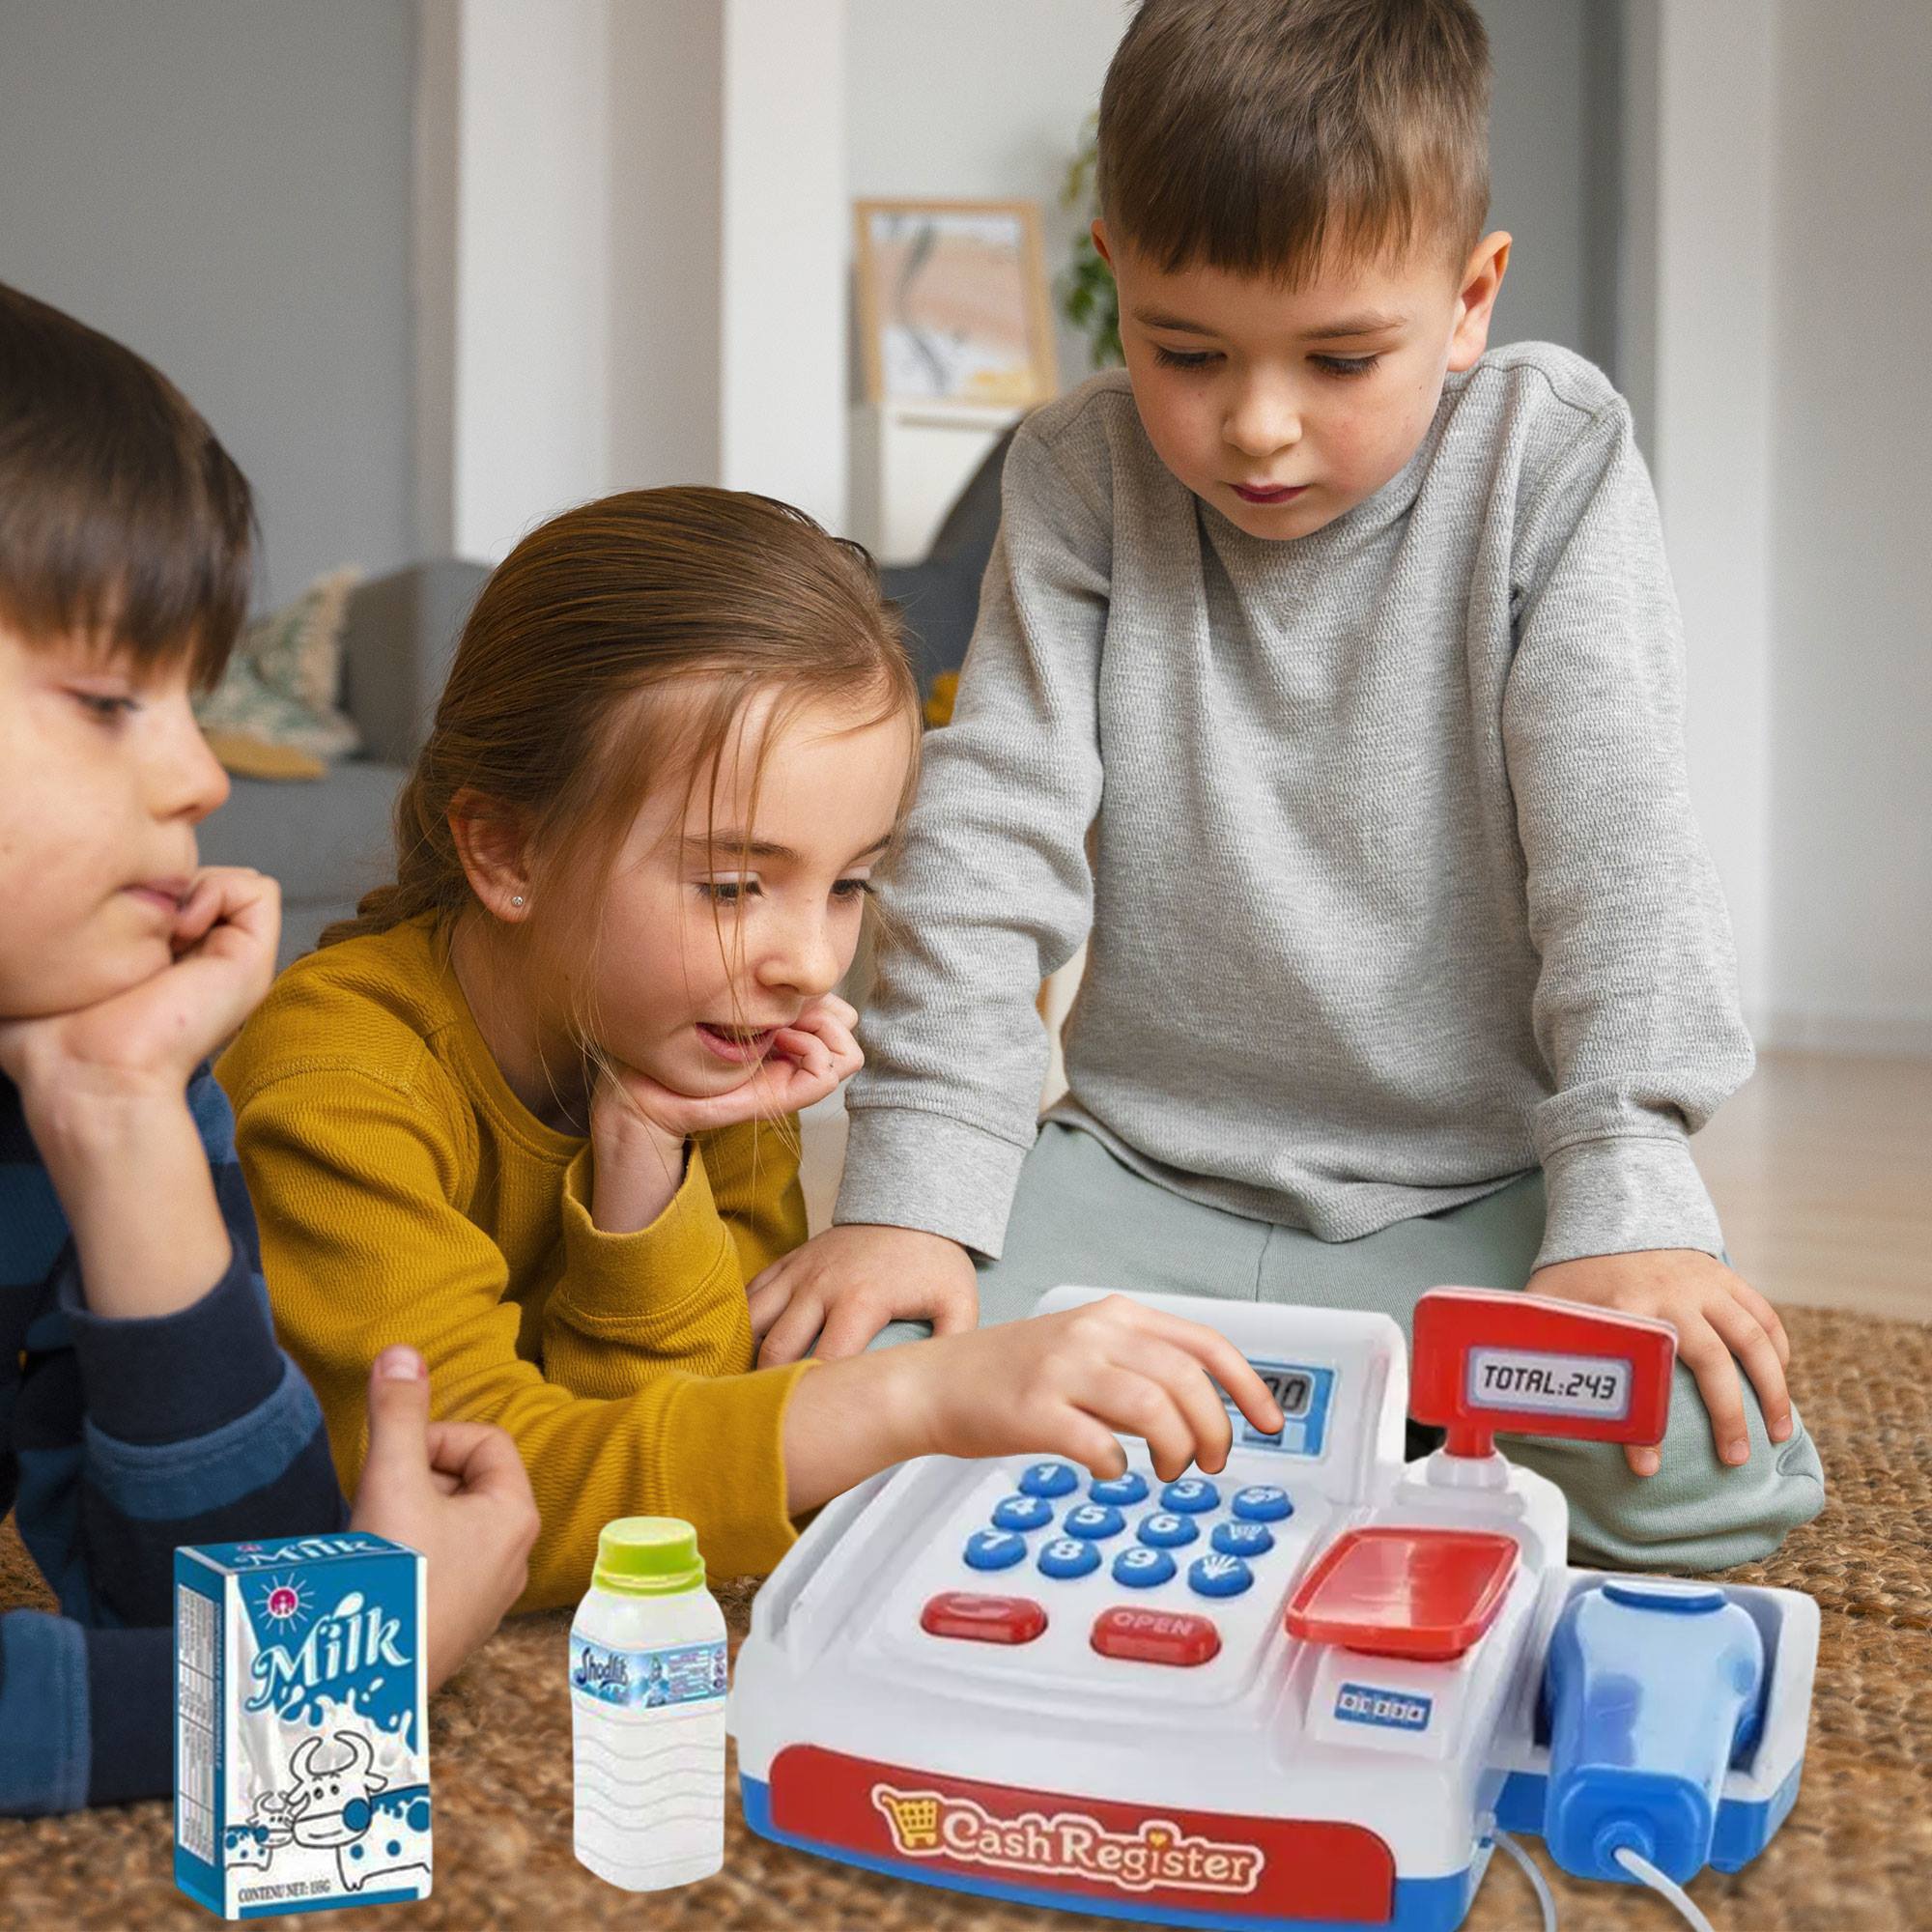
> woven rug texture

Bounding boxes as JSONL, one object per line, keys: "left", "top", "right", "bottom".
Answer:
{"left": 1, "top": 1304, "right": 1926, "bottom": 1932}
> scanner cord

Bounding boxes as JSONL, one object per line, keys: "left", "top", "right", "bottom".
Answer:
{"left": 1492, "top": 1830, "right": 1556, "bottom": 1932}
{"left": 1614, "top": 1845, "right": 1719, "bottom": 1932}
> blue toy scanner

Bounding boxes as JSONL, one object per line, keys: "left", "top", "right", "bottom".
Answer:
{"left": 731, "top": 1289, "right": 1817, "bottom": 1931}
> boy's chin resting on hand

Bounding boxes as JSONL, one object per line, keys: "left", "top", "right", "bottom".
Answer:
{"left": 1528, "top": 1249, "right": 1794, "bottom": 1476}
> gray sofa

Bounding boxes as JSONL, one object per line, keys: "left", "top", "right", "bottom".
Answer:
{"left": 197, "top": 561, "right": 488, "bottom": 965}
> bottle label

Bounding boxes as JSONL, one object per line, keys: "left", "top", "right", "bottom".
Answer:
{"left": 570, "top": 1634, "right": 727, "bottom": 1711}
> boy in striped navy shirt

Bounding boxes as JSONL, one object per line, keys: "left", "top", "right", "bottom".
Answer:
{"left": 0, "top": 283, "right": 538, "bottom": 1815}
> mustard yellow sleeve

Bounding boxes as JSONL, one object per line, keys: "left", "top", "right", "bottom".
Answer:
{"left": 225, "top": 1065, "right": 813, "bottom": 1611}
{"left": 694, "top": 1117, "right": 810, "bottom": 1285}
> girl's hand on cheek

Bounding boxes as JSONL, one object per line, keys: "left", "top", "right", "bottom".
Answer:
{"left": 619, "top": 995, "right": 864, "bottom": 1140}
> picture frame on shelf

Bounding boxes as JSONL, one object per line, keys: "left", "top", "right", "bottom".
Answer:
{"left": 853, "top": 197, "right": 1057, "bottom": 409}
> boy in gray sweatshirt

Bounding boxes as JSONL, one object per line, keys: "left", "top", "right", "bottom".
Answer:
{"left": 752, "top": 0, "right": 1822, "bottom": 1567}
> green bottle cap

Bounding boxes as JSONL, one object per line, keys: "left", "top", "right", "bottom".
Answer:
{"left": 593, "top": 1517, "right": 706, "bottom": 1597}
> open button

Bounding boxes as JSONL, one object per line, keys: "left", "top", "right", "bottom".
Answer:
{"left": 1092, "top": 1605, "right": 1222, "bottom": 1666}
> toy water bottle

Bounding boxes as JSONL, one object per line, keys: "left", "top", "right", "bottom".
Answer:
{"left": 570, "top": 1517, "right": 728, "bottom": 1890}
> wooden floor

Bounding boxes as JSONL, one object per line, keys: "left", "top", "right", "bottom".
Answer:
{"left": 1694, "top": 1048, "right": 1931, "bottom": 1321}
{"left": 800, "top": 1049, "right": 1932, "bottom": 1322}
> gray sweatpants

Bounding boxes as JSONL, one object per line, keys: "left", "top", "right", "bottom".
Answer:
{"left": 872, "top": 1122, "right": 1825, "bottom": 1571}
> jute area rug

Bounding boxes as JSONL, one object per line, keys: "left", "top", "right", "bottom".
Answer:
{"left": 2, "top": 1305, "right": 1926, "bottom": 1932}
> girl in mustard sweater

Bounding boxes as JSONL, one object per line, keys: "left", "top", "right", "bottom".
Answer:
{"left": 220, "top": 489, "right": 1282, "bottom": 1609}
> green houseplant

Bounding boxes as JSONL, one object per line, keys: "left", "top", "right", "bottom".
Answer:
{"left": 1058, "top": 114, "right": 1122, "bottom": 371}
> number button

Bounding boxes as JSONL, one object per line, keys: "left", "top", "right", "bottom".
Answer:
{"left": 1188, "top": 1553, "right": 1254, "bottom": 1599}
{"left": 1161, "top": 1478, "right": 1220, "bottom": 1514}
{"left": 1111, "top": 1546, "right": 1177, "bottom": 1589}
{"left": 1231, "top": 1485, "right": 1293, "bottom": 1522}
{"left": 963, "top": 1529, "right": 1028, "bottom": 1572}
{"left": 1037, "top": 1537, "right": 1101, "bottom": 1580}
{"left": 1019, "top": 1462, "right": 1081, "bottom": 1498}
{"left": 1089, "top": 1471, "right": 1151, "bottom": 1506}
{"left": 1062, "top": 1503, "right": 1126, "bottom": 1541}
{"left": 1211, "top": 1520, "right": 1275, "bottom": 1558}
{"left": 991, "top": 1493, "right": 1055, "bottom": 1533}
{"left": 1043, "top": 1530, "right": 1105, "bottom": 1577}
{"left": 1138, "top": 1512, "right": 1200, "bottom": 1548}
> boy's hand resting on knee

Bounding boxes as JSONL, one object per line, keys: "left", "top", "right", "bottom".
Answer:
{"left": 1530, "top": 1250, "right": 1794, "bottom": 1477}
{"left": 780, "top": 1293, "right": 1285, "bottom": 1514}
{"left": 348, "top": 1347, "right": 540, "bottom": 1692}
{"left": 748, "top": 1223, "right": 980, "bottom": 1363}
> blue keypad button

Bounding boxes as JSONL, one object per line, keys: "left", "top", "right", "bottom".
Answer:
{"left": 1062, "top": 1503, "right": 1127, "bottom": 1541}
{"left": 1037, "top": 1537, "right": 1101, "bottom": 1580}
{"left": 1138, "top": 1511, "right": 1200, "bottom": 1548}
{"left": 1231, "top": 1485, "right": 1293, "bottom": 1522}
{"left": 963, "top": 1529, "right": 1027, "bottom": 1571}
{"left": 1188, "top": 1552, "right": 1255, "bottom": 1599}
{"left": 992, "top": 1493, "right": 1055, "bottom": 1533}
{"left": 1161, "top": 1477, "right": 1221, "bottom": 1514}
{"left": 1111, "top": 1546, "right": 1177, "bottom": 1589}
{"left": 1088, "top": 1471, "right": 1151, "bottom": 1507}
{"left": 1019, "top": 1461, "right": 1081, "bottom": 1499}
{"left": 1211, "top": 1520, "right": 1275, "bottom": 1558}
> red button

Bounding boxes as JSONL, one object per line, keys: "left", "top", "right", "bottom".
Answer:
{"left": 1091, "top": 1605, "right": 1222, "bottom": 1666}
{"left": 921, "top": 1592, "right": 1047, "bottom": 1644}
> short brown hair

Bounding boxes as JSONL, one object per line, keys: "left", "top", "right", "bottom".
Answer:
{"left": 0, "top": 281, "right": 253, "bottom": 683}
{"left": 323, "top": 487, "right": 920, "bottom": 979}
{"left": 1098, "top": 0, "right": 1492, "bottom": 282}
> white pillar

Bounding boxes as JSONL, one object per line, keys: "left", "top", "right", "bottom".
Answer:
{"left": 718, "top": 0, "right": 849, "bottom": 530}
{"left": 416, "top": 0, "right": 850, "bottom": 555}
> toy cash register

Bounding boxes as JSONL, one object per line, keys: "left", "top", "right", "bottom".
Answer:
{"left": 732, "top": 1288, "right": 1816, "bottom": 1930}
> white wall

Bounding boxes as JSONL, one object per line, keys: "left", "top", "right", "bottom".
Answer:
{"left": 0, "top": 0, "right": 416, "bottom": 604}
{"left": 1641, "top": 0, "right": 1779, "bottom": 1027}
{"left": 1765, "top": 0, "right": 1932, "bottom": 1050}
{"left": 1632, "top": 0, "right": 1932, "bottom": 1053}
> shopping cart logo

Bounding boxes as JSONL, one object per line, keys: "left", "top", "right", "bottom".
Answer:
{"left": 869, "top": 1784, "right": 1264, "bottom": 1895}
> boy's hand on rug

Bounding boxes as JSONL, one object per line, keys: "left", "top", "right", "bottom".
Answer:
{"left": 349, "top": 1347, "right": 540, "bottom": 1692}
{"left": 1530, "top": 1250, "right": 1794, "bottom": 1477}
{"left": 749, "top": 1223, "right": 979, "bottom": 1363}
{"left": 781, "top": 1293, "right": 1285, "bottom": 1514}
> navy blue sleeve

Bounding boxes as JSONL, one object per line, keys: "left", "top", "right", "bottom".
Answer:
{"left": 1, "top": 1068, "right": 351, "bottom": 1815}
{"left": 55, "top": 1066, "right": 349, "bottom": 1626}
{"left": 0, "top": 1613, "right": 176, "bottom": 1812}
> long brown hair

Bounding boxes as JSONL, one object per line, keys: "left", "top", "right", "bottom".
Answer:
{"left": 323, "top": 489, "right": 918, "bottom": 980}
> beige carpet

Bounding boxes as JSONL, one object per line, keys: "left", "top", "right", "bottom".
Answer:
{"left": 2, "top": 1303, "right": 1927, "bottom": 1932}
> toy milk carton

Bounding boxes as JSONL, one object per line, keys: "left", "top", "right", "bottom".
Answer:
{"left": 174, "top": 1532, "right": 431, "bottom": 1918}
